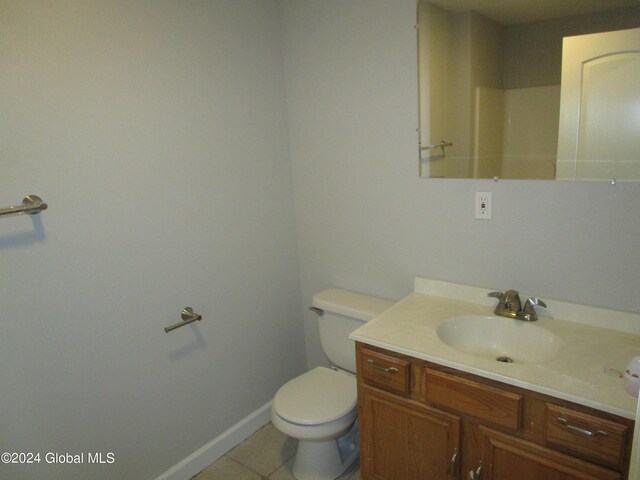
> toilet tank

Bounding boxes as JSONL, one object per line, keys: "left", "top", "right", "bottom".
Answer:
{"left": 312, "top": 289, "right": 393, "bottom": 373}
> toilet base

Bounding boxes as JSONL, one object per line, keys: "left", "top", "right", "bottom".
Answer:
{"left": 291, "top": 420, "right": 359, "bottom": 480}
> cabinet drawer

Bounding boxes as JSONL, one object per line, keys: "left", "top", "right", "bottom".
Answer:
{"left": 359, "top": 348, "right": 410, "bottom": 395}
{"left": 425, "top": 369, "right": 522, "bottom": 431}
{"left": 479, "top": 425, "right": 621, "bottom": 480}
{"left": 545, "top": 403, "right": 629, "bottom": 470}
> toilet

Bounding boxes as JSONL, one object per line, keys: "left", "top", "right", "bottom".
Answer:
{"left": 271, "top": 288, "right": 393, "bottom": 480}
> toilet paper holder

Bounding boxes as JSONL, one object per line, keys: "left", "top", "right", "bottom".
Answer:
{"left": 164, "top": 307, "right": 202, "bottom": 333}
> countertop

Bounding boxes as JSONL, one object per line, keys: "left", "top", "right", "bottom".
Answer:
{"left": 350, "top": 278, "right": 640, "bottom": 419}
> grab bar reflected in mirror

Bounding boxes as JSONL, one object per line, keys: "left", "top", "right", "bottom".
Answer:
{"left": 420, "top": 140, "right": 453, "bottom": 151}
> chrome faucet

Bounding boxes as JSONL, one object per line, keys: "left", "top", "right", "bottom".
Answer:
{"left": 488, "top": 290, "right": 547, "bottom": 322}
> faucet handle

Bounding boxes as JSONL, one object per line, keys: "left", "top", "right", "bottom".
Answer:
{"left": 488, "top": 291, "right": 506, "bottom": 309}
{"left": 523, "top": 297, "right": 546, "bottom": 311}
{"left": 520, "top": 297, "right": 547, "bottom": 321}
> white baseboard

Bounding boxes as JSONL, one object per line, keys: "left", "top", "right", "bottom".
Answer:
{"left": 154, "top": 401, "right": 273, "bottom": 480}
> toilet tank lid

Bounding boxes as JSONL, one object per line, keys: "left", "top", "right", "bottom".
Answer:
{"left": 311, "top": 288, "right": 393, "bottom": 322}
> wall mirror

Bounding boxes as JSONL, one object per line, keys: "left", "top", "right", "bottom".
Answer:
{"left": 417, "top": 0, "right": 640, "bottom": 181}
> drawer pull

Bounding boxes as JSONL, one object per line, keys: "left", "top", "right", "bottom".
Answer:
{"left": 557, "top": 417, "right": 609, "bottom": 438}
{"left": 367, "top": 359, "right": 399, "bottom": 374}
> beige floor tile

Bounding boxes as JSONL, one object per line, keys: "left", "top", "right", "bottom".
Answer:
{"left": 267, "top": 457, "right": 295, "bottom": 480}
{"left": 191, "top": 455, "right": 263, "bottom": 480}
{"left": 268, "top": 457, "right": 360, "bottom": 480}
{"left": 227, "top": 423, "right": 297, "bottom": 477}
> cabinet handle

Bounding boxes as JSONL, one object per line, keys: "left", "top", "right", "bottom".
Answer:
{"left": 367, "top": 359, "right": 399, "bottom": 374}
{"left": 468, "top": 461, "right": 482, "bottom": 480}
{"left": 449, "top": 448, "right": 458, "bottom": 479}
{"left": 557, "top": 417, "right": 608, "bottom": 438}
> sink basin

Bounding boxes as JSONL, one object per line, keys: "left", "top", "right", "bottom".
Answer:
{"left": 437, "top": 315, "right": 564, "bottom": 364}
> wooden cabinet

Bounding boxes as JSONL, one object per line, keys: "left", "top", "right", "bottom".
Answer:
{"left": 360, "top": 386, "right": 460, "bottom": 480}
{"left": 474, "top": 426, "right": 620, "bottom": 480}
{"left": 543, "top": 403, "right": 629, "bottom": 470}
{"left": 356, "top": 343, "right": 634, "bottom": 480}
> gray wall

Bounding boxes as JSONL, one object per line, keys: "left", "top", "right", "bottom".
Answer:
{"left": 280, "top": 0, "right": 640, "bottom": 368}
{"left": 3, "top": 1, "right": 640, "bottom": 478}
{"left": 0, "top": 1, "right": 305, "bottom": 479}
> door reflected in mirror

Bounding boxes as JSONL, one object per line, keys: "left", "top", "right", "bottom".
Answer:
{"left": 417, "top": 0, "right": 640, "bottom": 180}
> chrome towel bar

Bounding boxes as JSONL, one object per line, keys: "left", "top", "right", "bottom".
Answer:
{"left": 164, "top": 307, "right": 203, "bottom": 333}
{"left": 0, "top": 195, "right": 48, "bottom": 218}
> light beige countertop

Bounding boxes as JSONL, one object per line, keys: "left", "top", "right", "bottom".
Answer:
{"left": 350, "top": 278, "right": 640, "bottom": 419}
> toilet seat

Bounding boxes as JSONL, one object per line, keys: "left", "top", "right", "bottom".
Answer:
{"left": 273, "top": 366, "right": 356, "bottom": 425}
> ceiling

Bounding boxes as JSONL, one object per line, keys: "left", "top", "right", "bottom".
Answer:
{"left": 425, "top": 0, "right": 640, "bottom": 25}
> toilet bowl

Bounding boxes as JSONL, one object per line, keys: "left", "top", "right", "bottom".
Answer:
{"left": 272, "top": 367, "right": 359, "bottom": 480}
{"left": 270, "top": 288, "right": 393, "bottom": 480}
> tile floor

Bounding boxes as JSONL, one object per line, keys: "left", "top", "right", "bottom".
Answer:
{"left": 191, "top": 422, "right": 361, "bottom": 480}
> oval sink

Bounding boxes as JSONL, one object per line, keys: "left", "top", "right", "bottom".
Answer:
{"left": 437, "top": 315, "right": 564, "bottom": 364}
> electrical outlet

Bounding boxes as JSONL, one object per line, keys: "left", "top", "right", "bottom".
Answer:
{"left": 475, "top": 192, "right": 492, "bottom": 220}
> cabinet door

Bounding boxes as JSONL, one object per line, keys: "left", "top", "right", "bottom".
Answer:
{"left": 360, "top": 386, "right": 460, "bottom": 480}
{"left": 474, "top": 426, "right": 620, "bottom": 480}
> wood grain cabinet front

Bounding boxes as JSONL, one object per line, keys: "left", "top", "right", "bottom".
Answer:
{"left": 356, "top": 343, "right": 634, "bottom": 480}
{"left": 476, "top": 425, "right": 621, "bottom": 480}
{"left": 425, "top": 368, "right": 523, "bottom": 432}
{"left": 359, "top": 385, "right": 460, "bottom": 480}
{"left": 359, "top": 347, "right": 411, "bottom": 396}
{"left": 544, "top": 403, "right": 629, "bottom": 471}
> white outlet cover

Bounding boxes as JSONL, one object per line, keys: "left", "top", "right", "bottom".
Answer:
{"left": 475, "top": 192, "right": 492, "bottom": 220}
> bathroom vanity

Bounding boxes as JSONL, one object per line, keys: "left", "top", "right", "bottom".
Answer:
{"left": 350, "top": 278, "right": 640, "bottom": 480}
{"left": 357, "top": 343, "right": 632, "bottom": 479}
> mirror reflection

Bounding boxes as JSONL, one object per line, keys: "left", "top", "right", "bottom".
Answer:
{"left": 417, "top": 0, "right": 640, "bottom": 180}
